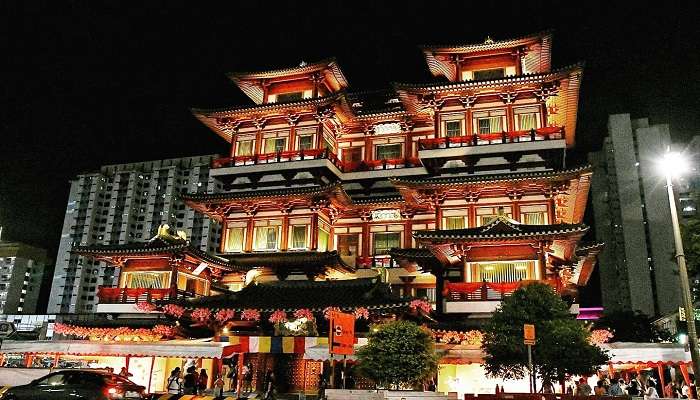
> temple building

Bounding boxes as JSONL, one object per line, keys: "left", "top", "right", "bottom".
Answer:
{"left": 11, "top": 31, "right": 601, "bottom": 395}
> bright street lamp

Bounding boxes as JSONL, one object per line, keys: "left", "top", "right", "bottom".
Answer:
{"left": 659, "top": 151, "right": 700, "bottom": 378}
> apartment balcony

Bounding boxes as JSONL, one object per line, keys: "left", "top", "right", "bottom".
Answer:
{"left": 417, "top": 127, "right": 565, "bottom": 172}
{"left": 210, "top": 148, "right": 424, "bottom": 180}
{"left": 94, "top": 286, "right": 200, "bottom": 313}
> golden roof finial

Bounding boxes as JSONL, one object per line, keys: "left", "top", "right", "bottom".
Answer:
{"left": 484, "top": 35, "right": 494, "bottom": 44}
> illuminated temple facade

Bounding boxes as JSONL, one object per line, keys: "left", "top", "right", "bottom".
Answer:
{"left": 76, "top": 31, "right": 599, "bottom": 321}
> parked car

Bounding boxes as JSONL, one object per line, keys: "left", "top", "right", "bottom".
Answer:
{"left": 0, "top": 369, "right": 147, "bottom": 400}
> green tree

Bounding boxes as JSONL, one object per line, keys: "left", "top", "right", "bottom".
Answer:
{"left": 682, "top": 214, "right": 700, "bottom": 296}
{"left": 482, "top": 283, "right": 609, "bottom": 384}
{"left": 595, "top": 310, "right": 673, "bottom": 342}
{"left": 356, "top": 320, "right": 439, "bottom": 389}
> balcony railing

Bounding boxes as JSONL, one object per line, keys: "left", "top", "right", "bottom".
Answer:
{"left": 444, "top": 279, "right": 562, "bottom": 302}
{"left": 212, "top": 148, "right": 422, "bottom": 173}
{"left": 96, "top": 286, "right": 201, "bottom": 304}
{"left": 417, "top": 126, "right": 565, "bottom": 151}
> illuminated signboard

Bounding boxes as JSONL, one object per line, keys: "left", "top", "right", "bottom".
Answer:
{"left": 373, "top": 122, "right": 402, "bottom": 135}
{"left": 371, "top": 209, "right": 401, "bottom": 221}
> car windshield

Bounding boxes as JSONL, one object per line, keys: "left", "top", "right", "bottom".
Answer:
{"left": 106, "top": 374, "right": 137, "bottom": 386}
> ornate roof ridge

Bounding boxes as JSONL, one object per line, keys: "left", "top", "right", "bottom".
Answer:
{"left": 226, "top": 58, "right": 341, "bottom": 80}
{"left": 390, "top": 165, "right": 593, "bottom": 186}
{"left": 190, "top": 92, "right": 342, "bottom": 117}
{"left": 393, "top": 62, "right": 584, "bottom": 91}
{"left": 414, "top": 222, "right": 588, "bottom": 240}
{"left": 419, "top": 30, "right": 553, "bottom": 52}
{"left": 181, "top": 182, "right": 343, "bottom": 203}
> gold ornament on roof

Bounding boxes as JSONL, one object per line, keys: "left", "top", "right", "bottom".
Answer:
{"left": 154, "top": 224, "right": 187, "bottom": 243}
{"left": 484, "top": 35, "right": 495, "bottom": 44}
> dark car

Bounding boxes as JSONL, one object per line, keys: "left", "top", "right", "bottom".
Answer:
{"left": 0, "top": 369, "right": 146, "bottom": 400}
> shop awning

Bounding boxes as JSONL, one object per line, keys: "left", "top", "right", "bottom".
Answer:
{"left": 601, "top": 342, "right": 692, "bottom": 365}
{"left": 0, "top": 340, "right": 233, "bottom": 359}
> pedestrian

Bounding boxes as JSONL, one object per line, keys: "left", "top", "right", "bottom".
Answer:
{"left": 318, "top": 373, "right": 327, "bottom": 400}
{"left": 167, "top": 367, "right": 182, "bottom": 394}
{"left": 627, "top": 380, "right": 641, "bottom": 397}
{"left": 645, "top": 378, "right": 660, "bottom": 400}
{"left": 263, "top": 369, "right": 275, "bottom": 400}
{"left": 609, "top": 379, "right": 624, "bottom": 396}
{"left": 575, "top": 378, "right": 592, "bottom": 396}
{"left": 664, "top": 380, "right": 676, "bottom": 398}
{"left": 226, "top": 364, "right": 238, "bottom": 393}
{"left": 118, "top": 367, "right": 133, "bottom": 378}
{"left": 540, "top": 378, "right": 555, "bottom": 394}
{"left": 183, "top": 366, "right": 198, "bottom": 395}
{"left": 198, "top": 368, "right": 209, "bottom": 394}
{"left": 594, "top": 380, "right": 607, "bottom": 395}
{"left": 213, "top": 374, "right": 224, "bottom": 399}
{"left": 242, "top": 362, "right": 253, "bottom": 393}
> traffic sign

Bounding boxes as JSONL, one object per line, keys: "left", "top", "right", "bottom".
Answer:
{"left": 524, "top": 324, "right": 536, "bottom": 345}
{"left": 0, "top": 322, "right": 16, "bottom": 339}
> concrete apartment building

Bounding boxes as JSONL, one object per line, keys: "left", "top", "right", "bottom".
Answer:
{"left": 47, "top": 155, "right": 223, "bottom": 314}
{"left": 0, "top": 241, "right": 51, "bottom": 314}
{"left": 588, "top": 114, "right": 681, "bottom": 317}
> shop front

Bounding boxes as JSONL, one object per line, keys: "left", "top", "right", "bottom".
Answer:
{"left": 0, "top": 340, "right": 232, "bottom": 393}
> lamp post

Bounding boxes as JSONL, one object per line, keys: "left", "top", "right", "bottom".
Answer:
{"left": 661, "top": 151, "right": 700, "bottom": 378}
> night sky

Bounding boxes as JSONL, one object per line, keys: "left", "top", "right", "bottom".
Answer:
{"left": 1, "top": 2, "right": 699, "bottom": 305}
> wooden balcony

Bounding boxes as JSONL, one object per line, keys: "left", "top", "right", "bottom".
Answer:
{"left": 96, "top": 286, "right": 200, "bottom": 304}
{"left": 211, "top": 148, "right": 422, "bottom": 173}
{"left": 417, "top": 126, "right": 565, "bottom": 151}
{"left": 443, "top": 280, "right": 562, "bottom": 313}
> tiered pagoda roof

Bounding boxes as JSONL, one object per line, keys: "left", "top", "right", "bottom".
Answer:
{"left": 72, "top": 236, "right": 239, "bottom": 273}
{"left": 420, "top": 30, "right": 554, "bottom": 80}
{"left": 226, "top": 58, "right": 349, "bottom": 104}
{"left": 165, "top": 276, "right": 410, "bottom": 312}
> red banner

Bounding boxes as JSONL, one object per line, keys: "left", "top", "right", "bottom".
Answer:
{"left": 329, "top": 311, "right": 355, "bottom": 355}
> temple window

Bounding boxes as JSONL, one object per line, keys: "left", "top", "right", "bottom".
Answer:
{"left": 264, "top": 137, "right": 287, "bottom": 153}
{"left": 373, "top": 232, "right": 400, "bottom": 255}
{"left": 441, "top": 114, "right": 465, "bottom": 138}
{"left": 475, "top": 261, "right": 532, "bottom": 282}
{"left": 520, "top": 204, "right": 548, "bottom": 224}
{"left": 275, "top": 92, "right": 304, "bottom": 103}
{"left": 514, "top": 106, "right": 541, "bottom": 131}
{"left": 177, "top": 274, "right": 208, "bottom": 296}
{"left": 121, "top": 271, "right": 169, "bottom": 289}
{"left": 476, "top": 206, "right": 512, "bottom": 226}
{"left": 318, "top": 229, "right": 330, "bottom": 252}
{"left": 289, "top": 225, "right": 308, "bottom": 249}
{"left": 337, "top": 234, "right": 359, "bottom": 257}
{"left": 375, "top": 144, "right": 402, "bottom": 160}
{"left": 443, "top": 216, "right": 467, "bottom": 230}
{"left": 297, "top": 135, "right": 314, "bottom": 150}
{"left": 342, "top": 147, "right": 363, "bottom": 163}
{"left": 223, "top": 226, "right": 245, "bottom": 253}
{"left": 253, "top": 220, "right": 282, "bottom": 251}
{"left": 473, "top": 109, "right": 506, "bottom": 134}
{"left": 236, "top": 139, "right": 254, "bottom": 156}
{"left": 473, "top": 68, "right": 505, "bottom": 81}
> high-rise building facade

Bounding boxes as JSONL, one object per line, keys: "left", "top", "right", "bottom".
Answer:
{"left": 0, "top": 241, "right": 50, "bottom": 314}
{"left": 588, "top": 114, "right": 680, "bottom": 316}
{"left": 47, "top": 155, "right": 222, "bottom": 313}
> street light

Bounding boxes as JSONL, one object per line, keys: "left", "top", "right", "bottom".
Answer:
{"left": 659, "top": 151, "right": 700, "bottom": 377}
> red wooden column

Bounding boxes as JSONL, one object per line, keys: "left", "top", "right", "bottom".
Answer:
{"left": 506, "top": 104, "right": 515, "bottom": 133}
{"left": 245, "top": 216, "right": 255, "bottom": 252}
{"left": 364, "top": 136, "right": 373, "bottom": 162}
{"left": 280, "top": 214, "right": 289, "bottom": 251}
{"left": 310, "top": 212, "right": 319, "bottom": 250}
{"left": 289, "top": 124, "right": 297, "bottom": 152}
